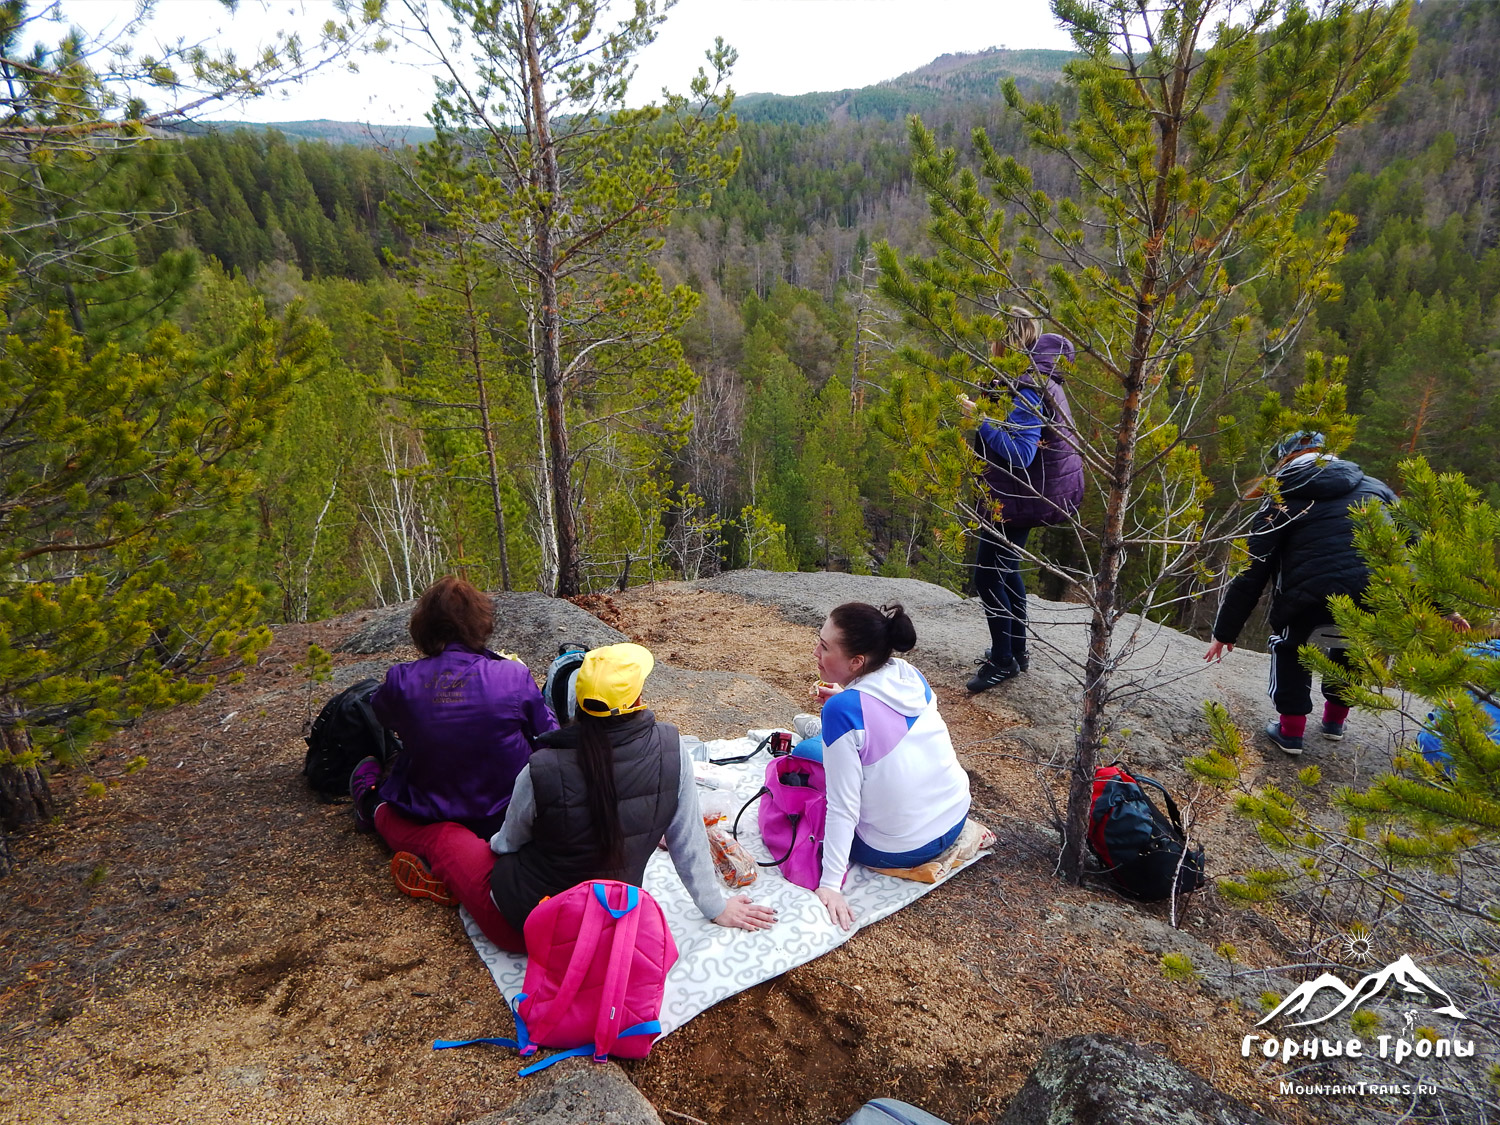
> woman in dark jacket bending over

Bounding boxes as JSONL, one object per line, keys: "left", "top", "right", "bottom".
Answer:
{"left": 488, "top": 643, "right": 776, "bottom": 945}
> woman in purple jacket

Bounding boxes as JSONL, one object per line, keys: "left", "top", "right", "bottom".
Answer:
{"left": 957, "top": 309, "right": 1085, "bottom": 693}
{"left": 351, "top": 575, "right": 556, "bottom": 950}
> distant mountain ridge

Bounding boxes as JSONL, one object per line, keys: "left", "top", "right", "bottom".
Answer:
{"left": 195, "top": 46, "right": 1075, "bottom": 145}
{"left": 179, "top": 118, "right": 438, "bottom": 147}
{"left": 735, "top": 47, "right": 1074, "bottom": 124}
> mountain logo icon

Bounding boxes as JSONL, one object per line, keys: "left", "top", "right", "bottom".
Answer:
{"left": 1257, "top": 954, "right": 1468, "bottom": 1028}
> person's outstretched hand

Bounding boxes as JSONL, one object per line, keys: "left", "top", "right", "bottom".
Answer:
{"left": 714, "top": 895, "right": 777, "bottom": 932}
{"left": 816, "top": 887, "right": 855, "bottom": 932}
{"left": 1204, "top": 640, "right": 1234, "bottom": 663}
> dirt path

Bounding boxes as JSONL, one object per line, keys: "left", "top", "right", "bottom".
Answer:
{"left": 1, "top": 586, "right": 1303, "bottom": 1125}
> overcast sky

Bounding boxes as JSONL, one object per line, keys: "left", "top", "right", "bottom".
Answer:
{"left": 51, "top": 0, "right": 1075, "bottom": 124}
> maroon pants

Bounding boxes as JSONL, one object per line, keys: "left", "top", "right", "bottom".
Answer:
{"left": 374, "top": 804, "right": 525, "bottom": 953}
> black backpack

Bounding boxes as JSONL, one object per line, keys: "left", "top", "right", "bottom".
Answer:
{"left": 1086, "top": 764, "right": 1206, "bottom": 901}
{"left": 543, "top": 643, "right": 588, "bottom": 724}
{"left": 302, "top": 678, "right": 402, "bottom": 801}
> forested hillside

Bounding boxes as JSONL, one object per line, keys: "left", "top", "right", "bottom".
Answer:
{"left": 1307, "top": 0, "right": 1500, "bottom": 495}
{"left": 4, "top": 0, "right": 1494, "bottom": 825}
{"left": 114, "top": 0, "right": 1492, "bottom": 631}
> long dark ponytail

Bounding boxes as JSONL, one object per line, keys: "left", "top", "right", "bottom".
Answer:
{"left": 575, "top": 712, "right": 624, "bottom": 868}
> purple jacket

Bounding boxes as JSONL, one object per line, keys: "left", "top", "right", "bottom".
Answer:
{"left": 980, "top": 333, "right": 1085, "bottom": 529}
{"left": 371, "top": 646, "right": 558, "bottom": 837}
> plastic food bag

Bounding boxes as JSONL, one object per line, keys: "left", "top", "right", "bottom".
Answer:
{"left": 699, "top": 789, "right": 737, "bottom": 825}
{"left": 706, "top": 823, "right": 757, "bottom": 888}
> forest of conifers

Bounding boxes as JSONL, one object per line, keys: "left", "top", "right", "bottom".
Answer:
{"left": 1, "top": 0, "right": 1497, "bottom": 900}
{"left": 73, "top": 0, "right": 1491, "bottom": 627}
{"left": 2, "top": 0, "right": 1488, "bottom": 627}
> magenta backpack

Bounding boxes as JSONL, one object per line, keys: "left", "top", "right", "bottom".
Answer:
{"left": 433, "top": 881, "right": 676, "bottom": 1074}
{"left": 732, "top": 753, "right": 828, "bottom": 890}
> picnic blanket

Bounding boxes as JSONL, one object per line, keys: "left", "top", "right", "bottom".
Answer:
{"left": 460, "top": 733, "right": 991, "bottom": 1037}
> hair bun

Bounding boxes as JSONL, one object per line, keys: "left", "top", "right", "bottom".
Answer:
{"left": 880, "top": 603, "right": 918, "bottom": 653}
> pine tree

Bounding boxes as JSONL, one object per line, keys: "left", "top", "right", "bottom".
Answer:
{"left": 382, "top": 219, "right": 525, "bottom": 591}
{"left": 1314, "top": 459, "right": 1500, "bottom": 844}
{"left": 877, "top": 0, "right": 1415, "bottom": 880}
{"left": 391, "top": 0, "right": 738, "bottom": 595}
{"left": 0, "top": 302, "right": 323, "bottom": 870}
{"left": 0, "top": 0, "right": 386, "bottom": 337}
{"left": 0, "top": 0, "right": 384, "bottom": 873}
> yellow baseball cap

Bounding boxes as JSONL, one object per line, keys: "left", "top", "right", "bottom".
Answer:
{"left": 575, "top": 643, "right": 655, "bottom": 717}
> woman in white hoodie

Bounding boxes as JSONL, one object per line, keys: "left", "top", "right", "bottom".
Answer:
{"left": 812, "top": 602, "right": 972, "bottom": 930}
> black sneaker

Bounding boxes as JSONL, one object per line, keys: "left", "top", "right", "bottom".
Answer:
{"left": 967, "top": 659, "right": 1021, "bottom": 693}
{"left": 1264, "top": 720, "right": 1303, "bottom": 756}
{"left": 977, "top": 647, "right": 1029, "bottom": 672}
{"left": 1320, "top": 720, "right": 1346, "bottom": 741}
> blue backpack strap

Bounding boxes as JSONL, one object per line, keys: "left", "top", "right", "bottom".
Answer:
{"left": 592, "top": 882, "right": 638, "bottom": 919}
{"left": 432, "top": 991, "right": 533, "bottom": 1055}
{"left": 513, "top": 1024, "right": 659, "bottom": 1076}
{"left": 517, "top": 1043, "right": 597, "bottom": 1076}
{"left": 510, "top": 992, "right": 537, "bottom": 1056}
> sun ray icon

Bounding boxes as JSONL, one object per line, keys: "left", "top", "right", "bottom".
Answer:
{"left": 1338, "top": 921, "right": 1376, "bottom": 965}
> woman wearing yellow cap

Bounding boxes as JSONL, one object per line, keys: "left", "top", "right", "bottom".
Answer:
{"left": 487, "top": 643, "right": 778, "bottom": 934}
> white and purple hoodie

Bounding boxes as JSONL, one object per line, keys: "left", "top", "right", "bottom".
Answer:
{"left": 818, "top": 658, "right": 971, "bottom": 889}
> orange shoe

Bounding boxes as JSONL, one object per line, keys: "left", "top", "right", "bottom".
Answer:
{"left": 390, "top": 852, "right": 458, "bottom": 906}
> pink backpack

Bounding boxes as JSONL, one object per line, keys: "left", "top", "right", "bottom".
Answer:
{"left": 732, "top": 754, "right": 828, "bottom": 890}
{"left": 434, "top": 881, "right": 677, "bottom": 1074}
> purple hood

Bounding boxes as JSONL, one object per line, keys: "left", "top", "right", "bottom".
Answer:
{"left": 980, "top": 333, "right": 1085, "bottom": 528}
{"left": 1027, "top": 333, "right": 1076, "bottom": 381}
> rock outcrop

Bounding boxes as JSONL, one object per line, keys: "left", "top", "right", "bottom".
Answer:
{"left": 691, "top": 570, "right": 1414, "bottom": 788}
{"left": 997, "top": 1034, "right": 1276, "bottom": 1125}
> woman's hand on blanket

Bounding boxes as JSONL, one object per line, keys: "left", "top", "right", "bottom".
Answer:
{"left": 816, "top": 887, "right": 855, "bottom": 931}
{"left": 714, "top": 895, "right": 778, "bottom": 932}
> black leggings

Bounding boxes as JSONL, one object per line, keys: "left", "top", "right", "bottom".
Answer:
{"left": 973, "top": 525, "right": 1031, "bottom": 664}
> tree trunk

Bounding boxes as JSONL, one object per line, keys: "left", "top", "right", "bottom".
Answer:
{"left": 522, "top": 0, "right": 582, "bottom": 598}
{"left": 528, "top": 296, "right": 560, "bottom": 594}
{"left": 461, "top": 255, "right": 512, "bottom": 591}
{"left": 1058, "top": 30, "right": 1192, "bottom": 883}
{"left": 1, "top": 714, "right": 53, "bottom": 877}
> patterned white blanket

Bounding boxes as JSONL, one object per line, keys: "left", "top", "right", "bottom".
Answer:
{"left": 461, "top": 734, "right": 991, "bottom": 1037}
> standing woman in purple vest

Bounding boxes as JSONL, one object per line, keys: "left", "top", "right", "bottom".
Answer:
{"left": 958, "top": 308, "right": 1086, "bottom": 693}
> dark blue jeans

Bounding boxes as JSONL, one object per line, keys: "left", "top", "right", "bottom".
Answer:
{"left": 974, "top": 524, "right": 1031, "bottom": 664}
{"left": 850, "top": 817, "right": 967, "bottom": 868}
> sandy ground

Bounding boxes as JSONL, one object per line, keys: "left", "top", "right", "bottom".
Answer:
{"left": 0, "top": 585, "right": 1330, "bottom": 1124}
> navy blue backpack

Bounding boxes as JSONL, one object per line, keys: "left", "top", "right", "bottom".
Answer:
{"left": 1087, "top": 765, "right": 1205, "bottom": 901}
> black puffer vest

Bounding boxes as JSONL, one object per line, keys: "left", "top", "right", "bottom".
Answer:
{"left": 489, "top": 710, "right": 680, "bottom": 933}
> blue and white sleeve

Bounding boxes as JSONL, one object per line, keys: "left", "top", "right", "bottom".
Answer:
{"left": 818, "top": 690, "right": 865, "bottom": 891}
